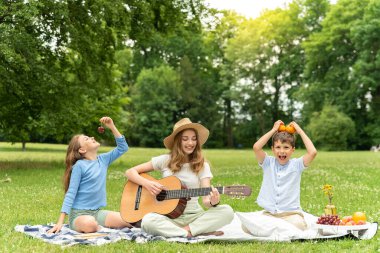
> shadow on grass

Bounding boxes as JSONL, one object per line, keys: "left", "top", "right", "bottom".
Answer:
{"left": 0, "top": 161, "right": 63, "bottom": 170}
{"left": 0, "top": 147, "right": 65, "bottom": 153}
{"left": 200, "top": 234, "right": 359, "bottom": 245}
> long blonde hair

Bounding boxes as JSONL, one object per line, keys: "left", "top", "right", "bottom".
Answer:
{"left": 63, "top": 135, "right": 83, "bottom": 193}
{"left": 168, "top": 129, "right": 205, "bottom": 173}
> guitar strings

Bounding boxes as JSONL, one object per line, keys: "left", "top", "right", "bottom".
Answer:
{"left": 164, "top": 187, "right": 224, "bottom": 199}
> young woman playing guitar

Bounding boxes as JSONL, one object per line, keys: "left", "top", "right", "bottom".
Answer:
{"left": 125, "top": 118, "right": 234, "bottom": 237}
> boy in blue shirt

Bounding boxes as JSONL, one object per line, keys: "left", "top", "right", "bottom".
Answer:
{"left": 253, "top": 120, "right": 317, "bottom": 230}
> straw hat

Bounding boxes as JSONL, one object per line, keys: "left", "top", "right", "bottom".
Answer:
{"left": 163, "top": 118, "right": 209, "bottom": 149}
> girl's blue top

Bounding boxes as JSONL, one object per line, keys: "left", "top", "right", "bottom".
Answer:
{"left": 61, "top": 136, "right": 128, "bottom": 214}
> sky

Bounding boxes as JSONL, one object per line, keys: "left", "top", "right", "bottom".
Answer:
{"left": 205, "top": 0, "right": 293, "bottom": 19}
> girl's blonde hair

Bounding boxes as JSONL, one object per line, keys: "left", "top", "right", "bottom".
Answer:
{"left": 168, "top": 129, "right": 205, "bottom": 173}
{"left": 63, "top": 135, "right": 83, "bottom": 193}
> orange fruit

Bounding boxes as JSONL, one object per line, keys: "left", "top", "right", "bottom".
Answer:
{"left": 286, "top": 125, "right": 296, "bottom": 134}
{"left": 278, "top": 124, "right": 286, "bottom": 132}
{"left": 352, "top": 212, "right": 366, "bottom": 224}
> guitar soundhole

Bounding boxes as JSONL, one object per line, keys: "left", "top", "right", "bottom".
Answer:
{"left": 156, "top": 190, "right": 167, "bottom": 201}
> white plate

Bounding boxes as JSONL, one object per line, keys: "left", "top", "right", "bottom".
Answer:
{"left": 313, "top": 223, "right": 370, "bottom": 231}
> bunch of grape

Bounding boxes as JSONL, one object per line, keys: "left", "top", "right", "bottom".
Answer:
{"left": 316, "top": 214, "right": 341, "bottom": 225}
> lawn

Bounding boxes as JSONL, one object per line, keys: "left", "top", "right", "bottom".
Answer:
{"left": 0, "top": 142, "right": 379, "bottom": 252}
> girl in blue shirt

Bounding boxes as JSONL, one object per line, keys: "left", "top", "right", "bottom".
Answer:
{"left": 49, "top": 117, "right": 132, "bottom": 233}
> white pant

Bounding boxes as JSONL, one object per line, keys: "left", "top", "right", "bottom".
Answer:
{"left": 141, "top": 204, "right": 234, "bottom": 237}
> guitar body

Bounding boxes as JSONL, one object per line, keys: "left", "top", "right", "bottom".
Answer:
{"left": 120, "top": 173, "right": 188, "bottom": 224}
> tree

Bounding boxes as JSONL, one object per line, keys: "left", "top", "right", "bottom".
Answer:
{"left": 0, "top": 1, "right": 63, "bottom": 149}
{"left": 204, "top": 10, "right": 245, "bottom": 147}
{"left": 125, "top": 0, "right": 210, "bottom": 80}
{"left": 351, "top": 0, "right": 380, "bottom": 146}
{"left": 130, "top": 65, "right": 181, "bottom": 147}
{"left": 177, "top": 55, "right": 224, "bottom": 147}
{"left": 225, "top": 0, "right": 328, "bottom": 142}
{"left": 300, "top": 0, "right": 371, "bottom": 148}
{"left": 307, "top": 105, "right": 355, "bottom": 150}
{"left": 124, "top": 0, "right": 224, "bottom": 147}
{"left": 0, "top": 0, "right": 130, "bottom": 149}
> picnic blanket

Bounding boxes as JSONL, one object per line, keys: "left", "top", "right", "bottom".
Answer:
{"left": 15, "top": 211, "right": 378, "bottom": 247}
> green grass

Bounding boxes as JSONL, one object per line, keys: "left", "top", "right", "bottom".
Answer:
{"left": 0, "top": 142, "right": 379, "bottom": 252}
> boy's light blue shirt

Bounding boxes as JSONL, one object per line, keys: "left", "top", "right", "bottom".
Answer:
{"left": 61, "top": 136, "right": 128, "bottom": 214}
{"left": 256, "top": 155, "right": 306, "bottom": 213}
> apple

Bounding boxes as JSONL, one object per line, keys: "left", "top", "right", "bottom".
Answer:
{"left": 98, "top": 126, "right": 105, "bottom": 134}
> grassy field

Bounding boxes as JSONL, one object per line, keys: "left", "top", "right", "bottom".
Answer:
{"left": 0, "top": 142, "right": 379, "bottom": 252}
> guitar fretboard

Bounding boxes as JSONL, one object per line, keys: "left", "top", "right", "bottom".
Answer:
{"left": 159, "top": 186, "right": 224, "bottom": 200}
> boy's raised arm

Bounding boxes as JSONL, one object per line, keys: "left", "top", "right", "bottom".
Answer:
{"left": 290, "top": 121, "right": 317, "bottom": 167}
{"left": 253, "top": 120, "right": 283, "bottom": 164}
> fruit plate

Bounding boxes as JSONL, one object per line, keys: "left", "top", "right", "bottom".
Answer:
{"left": 313, "top": 223, "right": 370, "bottom": 231}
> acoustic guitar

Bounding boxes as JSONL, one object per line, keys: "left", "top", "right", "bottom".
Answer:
{"left": 120, "top": 173, "right": 252, "bottom": 224}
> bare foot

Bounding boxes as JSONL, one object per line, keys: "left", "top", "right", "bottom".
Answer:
{"left": 182, "top": 225, "right": 193, "bottom": 237}
{"left": 198, "top": 231, "right": 224, "bottom": 237}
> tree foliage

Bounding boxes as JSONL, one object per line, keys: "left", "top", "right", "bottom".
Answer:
{"left": 1, "top": 0, "right": 380, "bottom": 150}
{"left": 0, "top": 0, "right": 130, "bottom": 148}
{"left": 307, "top": 105, "right": 355, "bottom": 150}
{"left": 124, "top": 0, "right": 224, "bottom": 147}
{"left": 300, "top": 0, "right": 375, "bottom": 148}
{"left": 204, "top": 11, "right": 245, "bottom": 147}
{"left": 225, "top": 0, "right": 328, "bottom": 143}
{"left": 350, "top": 0, "right": 380, "bottom": 146}
{"left": 130, "top": 65, "right": 181, "bottom": 147}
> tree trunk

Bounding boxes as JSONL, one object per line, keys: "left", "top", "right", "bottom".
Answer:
{"left": 224, "top": 98, "right": 233, "bottom": 148}
{"left": 373, "top": 85, "right": 380, "bottom": 114}
{"left": 22, "top": 141, "right": 26, "bottom": 152}
{"left": 273, "top": 76, "right": 280, "bottom": 122}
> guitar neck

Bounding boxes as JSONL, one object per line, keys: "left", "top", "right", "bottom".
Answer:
{"left": 163, "top": 186, "right": 224, "bottom": 200}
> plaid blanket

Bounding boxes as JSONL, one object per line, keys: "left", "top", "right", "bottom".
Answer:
{"left": 14, "top": 223, "right": 220, "bottom": 247}
{"left": 14, "top": 213, "right": 378, "bottom": 247}
{"left": 14, "top": 224, "right": 166, "bottom": 247}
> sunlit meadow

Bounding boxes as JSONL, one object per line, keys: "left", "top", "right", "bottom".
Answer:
{"left": 0, "top": 142, "right": 379, "bottom": 252}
